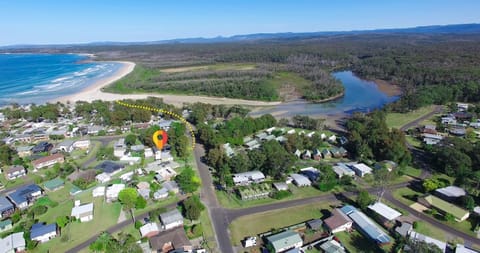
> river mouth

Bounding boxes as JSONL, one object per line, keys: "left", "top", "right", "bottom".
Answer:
{"left": 249, "top": 71, "right": 400, "bottom": 118}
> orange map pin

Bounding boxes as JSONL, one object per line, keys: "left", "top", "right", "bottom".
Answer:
{"left": 152, "top": 130, "right": 168, "bottom": 150}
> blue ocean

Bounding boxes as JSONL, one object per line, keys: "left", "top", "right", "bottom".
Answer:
{"left": 0, "top": 54, "right": 122, "bottom": 106}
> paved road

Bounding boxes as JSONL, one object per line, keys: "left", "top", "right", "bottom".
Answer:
{"left": 399, "top": 105, "right": 444, "bottom": 132}
{"left": 66, "top": 202, "right": 179, "bottom": 253}
{"left": 194, "top": 145, "right": 232, "bottom": 253}
{"left": 384, "top": 190, "right": 480, "bottom": 246}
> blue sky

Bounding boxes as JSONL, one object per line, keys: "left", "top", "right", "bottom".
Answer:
{"left": 0, "top": 0, "right": 478, "bottom": 45}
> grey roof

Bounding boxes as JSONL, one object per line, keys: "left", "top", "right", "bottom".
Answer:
{"left": 395, "top": 222, "right": 412, "bottom": 237}
{"left": 273, "top": 182, "right": 288, "bottom": 191}
{"left": 57, "top": 139, "right": 74, "bottom": 148}
{"left": 163, "top": 181, "right": 179, "bottom": 192}
{"left": 0, "top": 232, "right": 25, "bottom": 252}
{"left": 160, "top": 209, "right": 183, "bottom": 225}
{"left": 95, "top": 161, "right": 124, "bottom": 174}
{"left": 435, "top": 186, "right": 467, "bottom": 198}
{"left": 341, "top": 206, "right": 390, "bottom": 244}
{"left": 71, "top": 203, "right": 93, "bottom": 217}
{"left": 266, "top": 230, "right": 303, "bottom": 251}
{"left": 306, "top": 219, "right": 323, "bottom": 230}
{"left": 0, "top": 196, "right": 14, "bottom": 213}
{"left": 30, "top": 223, "right": 56, "bottom": 239}
{"left": 290, "top": 173, "right": 311, "bottom": 186}
{"left": 320, "top": 240, "right": 346, "bottom": 253}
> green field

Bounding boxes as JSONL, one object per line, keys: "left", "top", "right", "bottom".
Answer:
{"left": 217, "top": 185, "right": 334, "bottom": 209}
{"left": 391, "top": 187, "right": 422, "bottom": 206}
{"left": 159, "top": 63, "right": 257, "bottom": 73}
{"left": 386, "top": 105, "right": 436, "bottom": 129}
{"left": 415, "top": 221, "right": 448, "bottom": 241}
{"left": 229, "top": 201, "right": 337, "bottom": 246}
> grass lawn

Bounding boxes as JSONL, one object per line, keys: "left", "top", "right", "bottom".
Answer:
{"left": 386, "top": 105, "right": 436, "bottom": 129}
{"left": 229, "top": 201, "right": 337, "bottom": 246}
{"left": 392, "top": 187, "right": 422, "bottom": 206}
{"left": 198, "top": 208, "right": 217, "bottom": 251}
{"left": 32, "top": 198, "right": 122, "bottom": 253}
{"left": 406, "top": 135, "right": 423, "bottom": 148}
{"left": 74, "top": 140, "right": 101, "bottom": 166}
{"left": 335, "top": 231, "right": 384, "bottom": 253}
{"left": 216, "top": 185, "right": 332, "bottom": 209}
{"left": 415, "top": 221, "right": 448, "bottom": 242}
{"left": 401, "top": 166, "right": 422, "bottom": 178}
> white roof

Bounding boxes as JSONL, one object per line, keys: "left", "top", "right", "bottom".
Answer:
{"left": 106, "top": 184, "right": 125, "bottom": 194}
{"left": 456, "top": 244, "right": 479, "bottom": 253}
{"left": 0, "top": 232, "right": 25, "bottom": 253}
{"left": 368, "top": 202, "right": 402, "bottom": 221}
{"left": 333, "top": 165, "right": 355, "bottom": 176}
{"left": 93, "top": 186, "right": 105, "bottom": 196}
{"left": 96, "top": 173, "right": 110, "bottom": 181}
{"left": 233, "top": 171, "right": 265, "bottom": 183}
{"left": 290, "top": 173, "right": 311, "bottom": 185}
{"left": 422, "top": 133, "right": 444, "bottom": 140}
{"left": 71, "top": 203, "right": 93, "bottom": 217}
{"left": 352, "top": 163, "right": 373, "bottom": 174}
{"left": 140, "top": 222, "right": 159, "bottom": 237}
{"left": 436, "top": 186, "right": 466, "bottom": 198}
{"left": 409, "top": 231, "right": 446, "bottom": 253}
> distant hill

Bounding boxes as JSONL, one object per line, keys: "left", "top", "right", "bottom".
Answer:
{"left": 2, "top": 23, "right": 480, "bottom": 49}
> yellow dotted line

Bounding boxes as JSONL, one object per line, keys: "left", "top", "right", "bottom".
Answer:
{"left": 115, "top": 100, "right": 195, "bottom": 150}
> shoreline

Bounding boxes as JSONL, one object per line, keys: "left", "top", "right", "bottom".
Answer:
{"left": 54, "top": 61, "right": 282, "bottom": 107}
{"left": 374, "top": 79, "right": 402, "bottom": 96}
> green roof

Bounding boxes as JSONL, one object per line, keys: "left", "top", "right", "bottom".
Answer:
{"left": 0, "top": 219, "right": 12, "bottom": 229}
{"left": 43, "top": 178, "right": 64, "bottom": 190}
{"left": 424, "top": 195, "right": 469, "bottom": 220}
{"left": 70, "top": 185, "right": 82, "bottom": 195}
{"left": 267, "top": 230, "right": 302, "bottom": 252}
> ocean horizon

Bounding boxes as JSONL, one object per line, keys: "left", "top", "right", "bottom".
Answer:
{"left": 0, "top": 53, "right": 122, "bottom": 106}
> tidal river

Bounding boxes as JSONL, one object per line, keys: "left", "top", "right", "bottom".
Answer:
{"left": 249, "top": 71, "right": 400, "bottom": 117}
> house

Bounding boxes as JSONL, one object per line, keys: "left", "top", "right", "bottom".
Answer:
{"left": 105, "top": 184, "right": 125, "bottom": 202}
{"left": 409, "top": 231, "right": 446, "bottom": 253}
{"left": 244, "top": 140, "right": 260, "bottom": 150}
{"left": 266, "top": 127, "right": 276, "bottom": 134}
{"left": 276, "top": 136, "right": 287, "bottom": 143}
{"left": 320, "top": 239, "right": 346, "bottom": 253}
{"left": 43, "top": 178, "right": 64, "bottom": 192}
{"left": 328, "top": 135, "right": 337, "bottom": 143}
{"left": 92, "top": 186, "right": 105, "bottom": 197}
{"left": 144, "top": 148, "right": 154, "bottom": 158}
{"left": 87, "top": 125, "right": 104, "bottom": 135}
{"left": 340, "top": 205, "right": 390, "bottom": 245}
{"left": 120, "top": 156, "right": 141, "bottom": 165}
{"left": 137, "top": 182, "right": 151, "bottom": 199}
{"left": 330, "top": 147, "right": 348, "bottom": 158}
{"left": 160, "top": 209, "right": 184, "bottom": 230}
{"left": 435, "top": 186, "right": 467, "bottom": 202}
{"left": 30, "top": 223, "right": 57, "bottom": 243}
{"left": 158, "top": 119, "right": 174, "bottom": 130}
{"left": 157, "top": 150, "right": 174, "bottom": 162}
{"left": 232, "top": 171, "right": 266, "bottom": 186}
{"left": 7, "top": 184, "right": 43, "bottom": 209}
{"left": 441, "top": 116, "right": 457, "bottom": 125}
{"left": 31, "top": 142, "right": 53, "bottom": 153}
{"left": 223, "top": 143, "right": 235, "bottom": 157}
{"left": 0, "top": 232, "right": 25, "bottom": 253}
{"left": 6, "top": 166, "right": 27, "bottom": 180}
{"left": 323, "top": 208, "right": 353, "bottom": 233}
{"left": 16, "top": 146, "right": 33, "bottom": 158}
{"left": 273, "top": 182, "right": 288, "bottom": 191}
{"left": 287, "top": 129, "right": 296, "bottom": 134}
{"left": 131, "top": 144, "right": 145, "bottom": 153}
{"left": 457, "top": 103, "right": 469, "bottom": 112}
{"left": 333, "top": 163, "right": 355, "bottom": 178}
{"left": 423, "top": 133, "right": 444, "bottom": 145}
{"left": 302, "top": 150, "right": 312, "bottom": 160}
{"left": 0, "top": 197, "right": 14, "bottom": 219}
{"left": 255, "top": 132, "right": 268, "bottom": 140}
{"left": 243, "top": 236, "right": 257, "bottom": 248}
{"left": 266, "top": 230, "right": 303, "bottom": 253}
{"left": 114, "top": 138, "right": 126, "bottom": 157}
{"left": 56, "top": 139, "right": 74, "bottom": 152}
{"left": 395, "top": 222, "right": 412, "bottom": 237}
{"left": 312, "top": 149, "right": 322, "bottom": 160}
{"left": 321, "top": 149, "right": 332, "bottom": 159}
{"left": 306, "top": 219, "right": 323, "bottom": 231}
{"left": 73, "top": 140, "right": 90, "bottom": 150}
{"left": 456, "top": 244, "right": 480, "bottom": 253}
{"left": 71, "top": 201, "right": 94, "bottom": 222}
{"left": 350, "top": 163, "right": 373, "bottom": 177}
{"left": 294, "top": 149, "right": 302, "bottom": 158}
{"left": 163, "top": 181, "right": 180, "bottom": 194}
{"left": 368, "top": 202, "right": 402, "bottom": 223}
{"left": 156, "top": 168, "right": 177, "bottom": 181}
{"left": 149, "top": 227, "right": 192, "bottom": 253}
{"left": 153, "top": 188, "right": 169, "bottom": 200}
{"left": 120, "top": 171, "right": 134, "bottom": 182}
{"left": 95, "top": 161, "right": 125, "bottom": 175}
{"left": 0, "top": 219, "right": 12, "bottom": 232}
{"left": 32, "top": 153, "right": 64, "bottom": 170}
{"left": 300, "top": 167, "right": 320, "bottom": 182}
{"left": 140, "top": 222, "right": 160, "bottom": 238}
{"left": 290, "top": 174, "right": 311, "bottom": 187}
{"left": 422, "top": 125, "right": 438, "bottom": 134}
{"left": 95, "top": 173, "right": 111, "bottom": 184}
{"left": 450, "top": 128, "right": 467, "bottom": 136}
{"left": 70, "top": 186, "right": 82, "bottom": 196}
{"left": 419, "top": 195, "right": 470, "bottom": 222}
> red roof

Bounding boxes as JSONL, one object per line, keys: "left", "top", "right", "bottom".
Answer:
{"left": 32, "top": 153, "right": 64, "bottom": 166}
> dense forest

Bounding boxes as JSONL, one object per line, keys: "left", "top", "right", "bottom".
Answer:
{"left": 65, "top": 33, "right": 480, "bottom": 111}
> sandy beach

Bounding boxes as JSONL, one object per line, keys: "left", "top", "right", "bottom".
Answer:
{"left": 55, "top": 61, "right": 281, "bottom": 107}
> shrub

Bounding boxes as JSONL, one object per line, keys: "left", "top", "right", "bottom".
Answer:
{"left": 134, "top": 221, "right": 143, "bottom": 229}
{"left": 32, "top": 205, "right": 48, "bottom": 216}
